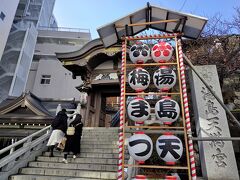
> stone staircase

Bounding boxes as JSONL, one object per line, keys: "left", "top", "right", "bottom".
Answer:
{"left": 9, "top": 127, "right": 129, "bottom": 180}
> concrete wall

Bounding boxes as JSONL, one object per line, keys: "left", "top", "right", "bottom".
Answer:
{"left": 0, "top": 0, "right": 19, "bottom": 61}
{"left": 30, "top": 59, "right": 82, "bottom": 100}
{"left": 35, "top": 43, "right": 83, "bottom": 55}
{"left": 26, "top": 29, "right": 91, "bottom": 100}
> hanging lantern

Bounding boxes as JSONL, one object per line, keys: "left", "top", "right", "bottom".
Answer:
{"left": 166, "top": 173, "right": 181, "bottom": 180}
{"left": 129, "top": 41, "right": 150, "bottom": 64}
{"left": 128, "top": 67, "right": 150, "bottom": 92}
{"left": 133, "top": 175, "right": 148, "bottom": 180}
{"left": 151, "top": 41, "right": 173, "bottom": 63}
{"left": 156, "top": 133, "right": 183, "bottom": 165}
{"left": 128, "top": 132, "right": 153, "bottom": 164}
{"left": 127, "top": 98, "right": 150, "bottom": 124}
{"left": 153, "top": 66, "right": 176, "bottom": 91}
{"left": 155, "top": 97, "right": 180, "bottom": 125}
{"left": 165, "top": 176, "right": 177, "bottom": 180}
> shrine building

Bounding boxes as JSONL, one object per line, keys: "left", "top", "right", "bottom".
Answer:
{"left": 56, "top": 4, "right": 207, "bottom": 127}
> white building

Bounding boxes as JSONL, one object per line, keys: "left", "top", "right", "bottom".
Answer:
{"left": 26, "top": 27, "right": 91, "bottom": 100}
{"left": 0, "top": 0, "right": 91, "bottom": 103}
{"left": 0, "top": 0, "right": 19, "bottom": 61}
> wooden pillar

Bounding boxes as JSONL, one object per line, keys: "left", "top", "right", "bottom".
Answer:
{"left": 80, "top": 106, "right": 86, "bottom": 125}
{"left": 84, "top": 94, "right": 91, "bottom": 127}
{"left": 94, "top": 91, "right": 101, "bottom": 127}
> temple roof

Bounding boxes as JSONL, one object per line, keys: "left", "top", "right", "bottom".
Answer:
{"left": 0, "top": 92, "right": 53, "bottom": 118}
{"left": 0, "top": 92, "right": 79, "bottom": 126}
{"left": 57, "top": 38, "right": 123, "bottom": 64}
{"left": 57, "top": 38, "right": 103, "bottom": 60}
{"left": 0, "top": 128, "right": 41, "bottom": 138}
{"left": 57, "top": 38, "right": 123, "bottom": 78}
{"left": 56, "top": 4, "right": 207, "bottom": 72}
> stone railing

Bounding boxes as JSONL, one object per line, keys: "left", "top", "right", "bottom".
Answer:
{"left": 0, "top": 125, "right": 51, "bottom": 180}
{"left": 0, "top": 101, "right": 84, "bottom": 180}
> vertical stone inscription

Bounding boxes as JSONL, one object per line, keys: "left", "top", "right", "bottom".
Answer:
{"left": 189, "top": 65, "right": 239, "bottom": 180}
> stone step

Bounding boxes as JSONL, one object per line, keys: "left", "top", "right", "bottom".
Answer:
{"left": 82, "top": 137, "right": 119, "bottom": 141}
{"left": 80, "top": 140, "right": 119, "bottom": 144}
{"left": 80, "top": 147, "right": 127, "bottom": 154}
{"left": 28, "top": 161, "right": 118, "bottom": 172}
{"left": 81, "top": 144, "right": 118, "bottom": 149}
{"left": 81, "top": 140, "right": 118, "bottom": 143}
{"left": 83, "top": 127, "right": 118, "bottom": 129}
{"left": 43, "top": 152, "right": 129, "bottom": 159}
{"left": 81, "top": 138, "right": 118, "bottom": 141}
{"left": 81, "top": 133, "right": 130, "bottom": 137}
{"left": 81, "top": 136, "right": 130, "bottom": 140}
{"left": 80, "top": 140, "right": 118, "bottom": 145}
{"left": 82, "top": 131, "right": 119, "bottom": 135}
{"left": 37, "top": 156, "right": 119, "bottom": 165}
{"left": 81, "top": 136, "right": 118, "bottom": 139}
{"left": 81, "top": 134, "right": 130, "bottom": 139}
{"left": 82, "top": 131, "right": 118, "bottom": 133}
{"left": 82, "top": 128, "right": 118, "bottom": 132}
{"left": 9, "top": 127, "right": 128, "bottom": 180}
{"left": 19, "top": 167, "right": 117, "bottom": 179}
{"left": 80, "top": 140, "right": 118, "bottom": 144}
{"left": 10, "top": 174, "right": 101, "bottom": 180}
{"left": 82, "top": 131, "right": 130, "bottom": 135}
{"left": 82, "top": 131, "right": 130, "bottom": 134}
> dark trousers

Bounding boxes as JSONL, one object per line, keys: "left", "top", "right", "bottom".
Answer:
{"left": 49, "top": 145, "right": 54, "bottom": 157}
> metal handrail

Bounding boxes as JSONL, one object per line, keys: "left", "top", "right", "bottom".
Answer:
{"left": 0, "top": 125, "right": 51, "bottom": 156}
{"left": 0, "top": 125, "right": 51, "bottom": 180}
{"left": 0, "top": 105, "right": 82, "bottom": 180}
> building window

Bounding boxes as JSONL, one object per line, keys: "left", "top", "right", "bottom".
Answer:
{"left": 0, "top": 11, "right": 6, "bottom": 21}
{"left": 40, "top": 75, "right": 51, "bottom": 84}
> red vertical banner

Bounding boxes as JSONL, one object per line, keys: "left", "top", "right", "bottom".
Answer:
{"left": 118, "top": 40, "right": 126, "bottom": 180}
{"left": 177, "top": 38, "right": 197, "bottom": 179}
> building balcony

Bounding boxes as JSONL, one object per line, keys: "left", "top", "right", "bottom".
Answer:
{"left": 38, "top": 26, "right": 90, "bottom": 33}
{"left": 37, "top": 26, "right": 91, "bottom": 40}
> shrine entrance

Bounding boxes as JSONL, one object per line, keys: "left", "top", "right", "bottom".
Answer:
{"left": 85, "top": 83, "right": 120, "bottom": 127}
{"left": 58, "top": 43, "right": 123, "bottom": 127}
{"left": 101, "top": 93, "right": 120, "bottom": 127}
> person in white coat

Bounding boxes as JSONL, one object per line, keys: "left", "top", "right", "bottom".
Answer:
{"left": 47, "top": 109, "right": 68, "bottom": 157}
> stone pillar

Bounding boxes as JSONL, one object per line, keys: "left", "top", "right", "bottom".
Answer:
{"left": 189, "top": 65, "right": 239, "bottom": 180}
